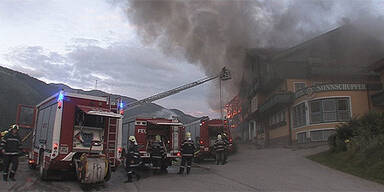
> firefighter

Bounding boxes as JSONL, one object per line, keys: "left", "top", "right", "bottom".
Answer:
{"left": 149, "top": 135, "right": 166, "bottom": 174}
{"left": 1, "top": 125, "right": 21, "bottom": 181}
{"left": 178, "top": 132, "right": 195, "bottom": 175}
{"left": 222, "top": 133, "right": 229, "bottom": 164}
{"left": 214, "top": 134, "right": 226, "bottom": 165}
{"left": 125, "top": 136, "right": 141, "bottom": 183}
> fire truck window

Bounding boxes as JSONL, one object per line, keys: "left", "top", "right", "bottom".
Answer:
{"left": 208, "top": 126, "right": 223, "bottom": 138}
{"left": 83, "top": 115, "right": 105, "bottom": 128}
{"left": 75, "top": 109, "right": 105, "bottom": 128}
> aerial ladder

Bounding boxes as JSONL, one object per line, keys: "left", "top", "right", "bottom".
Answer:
{"left": 122, "top": 67, "right": 231, "bottom": 110}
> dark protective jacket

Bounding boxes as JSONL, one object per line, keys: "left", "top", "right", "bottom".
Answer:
{"left": 181, "top": 139, "right": 195, "bottom": 157}
{"left": 125, "top": 143, "right": 142, "bottom": 168}
{"left": 1, "top": 132, "right": 21, "bottom": 155}
{"left": 214, "top": 139, "right": 227, "bottom": 152}
{"left": 149, "top": 142, "right": 166, "bottom": 159}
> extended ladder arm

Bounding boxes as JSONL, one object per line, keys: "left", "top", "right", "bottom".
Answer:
{"left": 124, "top": 67, "right": 231, "bottom": 109}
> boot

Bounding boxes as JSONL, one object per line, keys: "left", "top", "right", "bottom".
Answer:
{"left": 9, "top": 172, "right": 15, "bottom": 181}
{"left": 177, "top": 167, "right": 184, "bottom": 174}
{"left": 187, "top": 167, "right": 191, "bottom": 175}
{"left": 3, "top": 174, "right": 8, "bottom": 182}
{"left": 125, "top": 174, "right": 132, "bottom": 183}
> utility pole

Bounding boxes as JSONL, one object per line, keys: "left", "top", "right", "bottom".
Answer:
{"left": 95, "top": 80, "right": 98, "bottom": 90}
{"left": 220, "top": 78, "right": 223, "bottom": 120}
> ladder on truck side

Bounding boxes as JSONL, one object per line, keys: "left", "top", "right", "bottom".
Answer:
{"left": 106, "top": 99, "right": 119, "bottom": 168}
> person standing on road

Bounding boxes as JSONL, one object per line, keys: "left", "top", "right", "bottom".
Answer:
{"left": 125, "top": 136, "right": 141, "bottom": 183}
{"left": 222, "top": 133, "right": 229, "bottom": 164}
{"left": 1, "top": 125, "right": 21, "bottom": 181}
{"left": 178, "top": 132, "right": 195, "bottom": 175}
{"left": 149, "top": 135, "right": 166, "bottom": 174}
{"left": 214, "top": 134, "right": 226, "bottom": 165}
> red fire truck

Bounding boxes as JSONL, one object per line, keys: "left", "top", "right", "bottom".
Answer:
{"left": 122, "top": 118, "right": 185, "bottom": 169}
{"left": 23, "top": 91, "right": 123, "bottom": 184}
{"left": 194, "top": 119, "right": 233, "bottom": 161}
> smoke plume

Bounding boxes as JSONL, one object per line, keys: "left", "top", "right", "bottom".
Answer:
{"left": 123, "top": 0, "right": 382, "bottom": 113}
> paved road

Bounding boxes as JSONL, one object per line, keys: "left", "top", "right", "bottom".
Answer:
{"left": 1, "top": 145, "right": 383, "bottom": 191}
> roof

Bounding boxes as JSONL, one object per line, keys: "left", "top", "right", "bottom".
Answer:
{"left": 37, "top": 91, "right": 108, "bottom": 107}
{"left": 369, "top": 58, "right": 384, "bottom": 72}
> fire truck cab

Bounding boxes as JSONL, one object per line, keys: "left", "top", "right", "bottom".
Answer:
{"left": 27, "top": 91, "right": 123, "bottom": 184}
{"left": 122, "top": 118, "right": 184, "bottom": 169}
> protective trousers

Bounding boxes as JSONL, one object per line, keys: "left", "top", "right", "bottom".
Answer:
{"left": 3, "top": 155, "right": 18, "bottom": 181}
{"left": 179, "top": 156, "right": 192, "bottom": 174}
{"left": 126, "top": 167, "right": 140, "bottom": 182}
{"left": 216, "top": 151, "right": 225, "bottom": 165}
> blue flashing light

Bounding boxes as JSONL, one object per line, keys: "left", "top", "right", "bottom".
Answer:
{"left": 58, "top": 91, "right": 64, "bottom": 102}
{"left": 119, "top": 102, "right": 124, "bottom": 109}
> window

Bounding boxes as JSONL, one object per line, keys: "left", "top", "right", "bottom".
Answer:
{"left": 293, "top": 103, "right": 306, "bottom": 128}
{"left": 294, "top": 82, "right": 306, "bottom": 92}
{"left": 310, "top": 129, "right": 335, "bottom": 141}
{"left": 268, "top": 110, "right": 286, "bottom": 128}
{"left": 309, "top": 98, "right": 350, "bottom": 124}
{"left": 251, "top": 96, "right": 258, "bottom": 112}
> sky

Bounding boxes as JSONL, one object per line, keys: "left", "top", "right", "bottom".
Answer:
{"left": 0, "top": 0, "right": 219, "bottom": 118}
{"left": 1, "top": 0, "right": 384, "bottom": 119}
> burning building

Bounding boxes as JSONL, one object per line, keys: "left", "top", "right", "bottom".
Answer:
{"left": 233, "top": 25, "right": 384, "bottom": 145}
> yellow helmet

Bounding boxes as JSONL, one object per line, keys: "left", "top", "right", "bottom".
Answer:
{"left": 155, "top": 135, "right": 161, "bottom": 142}
{"left": 129, "top": 136, "right": 136, "bottom": 143}
{"left": 1, "top": 131, "right": 8, "bottom": 137}
{"left": 186, "top": 132, "right": 191, "bottom": 139}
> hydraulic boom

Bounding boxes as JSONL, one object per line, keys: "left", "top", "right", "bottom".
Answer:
{"left": 125, "top": 67, "right": 231, "bottom": 109}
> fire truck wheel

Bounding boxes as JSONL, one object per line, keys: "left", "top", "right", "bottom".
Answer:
{"left": 39, "top": 152, "right": 48, "bottom": 181}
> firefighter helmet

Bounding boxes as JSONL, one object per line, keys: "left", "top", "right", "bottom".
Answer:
{"left": 129, "top": 136, "right": 136, "bottom": 143}
{"left": 217, "top": 134, "right": 222, "bottom": 140}
{"left": 1, "top": 130, "right": 8, "bottom": 137}
{"left": 10, "top": 124, "right": 19, "bottom": 131}
{"left": 155, "top": 135, "right": 161, "bottom": 142}
{"left": 186, "top": 132, "right": 191, "bottom": 139}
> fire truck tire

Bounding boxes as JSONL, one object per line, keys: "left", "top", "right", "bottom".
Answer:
{"left": 39, "top": 152, "right": 48, "bottom": 181}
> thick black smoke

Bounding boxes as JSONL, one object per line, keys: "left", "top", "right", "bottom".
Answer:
{"left": 122, "top": 0, "right": 382, "bottom": 114}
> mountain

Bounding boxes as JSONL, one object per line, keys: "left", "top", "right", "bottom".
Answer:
{"left": 170, "top": 109, "right": 199, "bottom": 124}
{"left": 0, "top": 66, "right": 198, "bottom": 130}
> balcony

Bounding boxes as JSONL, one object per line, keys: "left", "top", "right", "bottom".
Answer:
{"left": 259, "top": 92, "right": 294, "bottom": 113}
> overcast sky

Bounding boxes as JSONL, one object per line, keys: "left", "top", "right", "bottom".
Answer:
{"left": 1, "top": 0, "right": 384, "bottom": 119}
{"left": 0, "top": 0, "right": 220, "bottom": 118}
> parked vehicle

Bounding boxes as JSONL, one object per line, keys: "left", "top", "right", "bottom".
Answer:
{"left": 23, "top": 91, "right": 123, "bottom": 184}
{"left": 122, "top": 118, "right": 185, "bottom": 169}
{"left": 185, "top": 118, "right": 233, "bottom": 161}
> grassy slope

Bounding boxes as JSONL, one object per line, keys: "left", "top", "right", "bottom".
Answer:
{"left": 308, "top": 150, "right": 384, "bottom": 185}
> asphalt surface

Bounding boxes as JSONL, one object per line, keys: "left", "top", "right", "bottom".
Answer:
{"left": 0, "top": 145, "right": 383, "bottom": 192}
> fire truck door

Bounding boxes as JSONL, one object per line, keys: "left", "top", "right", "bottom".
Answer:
{"left": 15, "top": 105, "right": 37, "bottom": 150}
